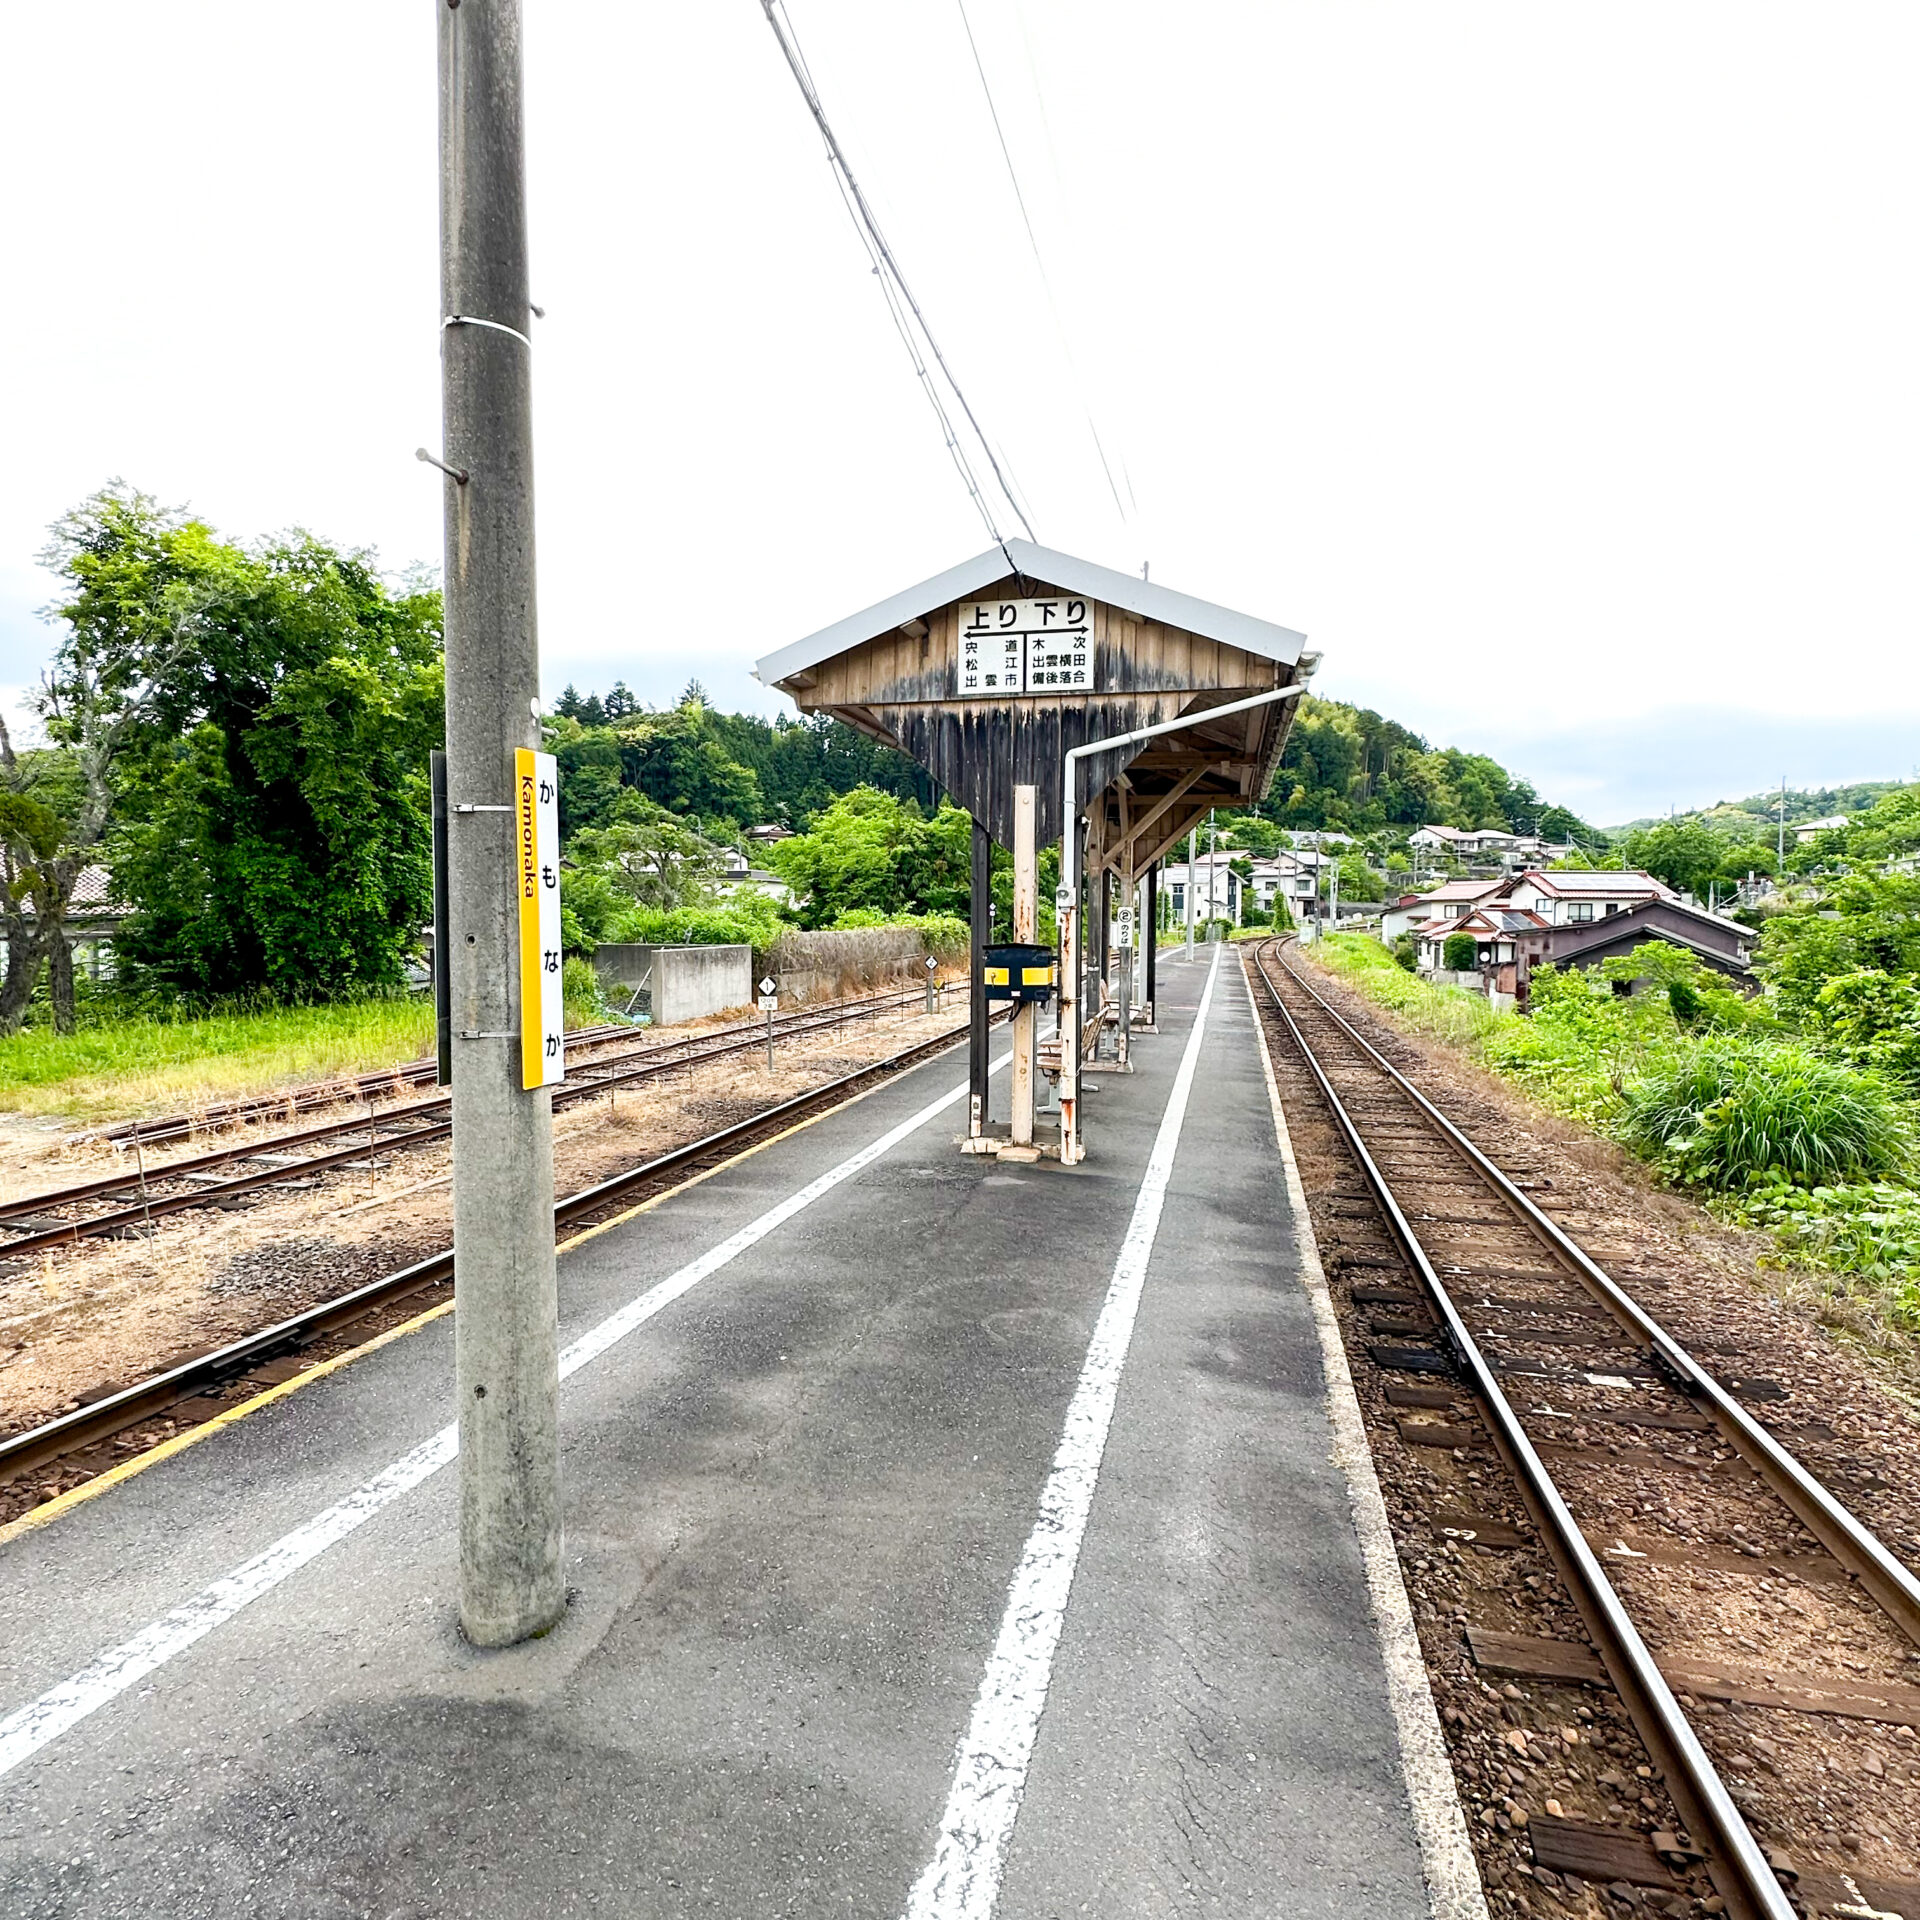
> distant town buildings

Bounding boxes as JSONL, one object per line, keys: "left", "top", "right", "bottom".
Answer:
{"left": 1393, "top": 867, "right": 1754, "bottom": 1005}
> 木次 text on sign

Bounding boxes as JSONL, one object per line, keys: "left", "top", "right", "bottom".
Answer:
{"left": 958, "top": 597, "right": 1093, "bottom": 695}
{"left": 515, "top": 747, "right": 565, "bottom": 1089}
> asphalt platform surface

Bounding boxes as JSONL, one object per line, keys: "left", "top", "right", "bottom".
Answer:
{"left": 0, "top": 947, "right": 1433, "bottom": 1918}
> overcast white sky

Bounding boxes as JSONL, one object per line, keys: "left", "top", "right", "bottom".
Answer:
{"left": 3, "top": 3, "right": 1915, "bottom": 824}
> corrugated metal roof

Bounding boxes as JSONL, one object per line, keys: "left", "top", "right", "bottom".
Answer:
{"left": 754, "top": 539, "right": 1307, "bottom": 688}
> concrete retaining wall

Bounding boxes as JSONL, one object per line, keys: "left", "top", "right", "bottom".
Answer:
{"left": 593, "top": 944, "right": 753, "bottom": 1026}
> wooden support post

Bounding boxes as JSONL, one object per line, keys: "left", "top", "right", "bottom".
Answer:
{"left": 969, "top": 812, "right": 991, "bottom": 1137}
{"left": 1010, "top": 784, "right": 1036, "bottom": 1147}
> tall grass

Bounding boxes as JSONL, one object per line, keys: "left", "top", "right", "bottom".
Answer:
{"left": 1620, "top": 1038, "right": 1909, "bottom": 1189}
{"left": 1305, "top": 935, "right": 1507, "bottom": 1050}
{"left": 0, "top": 997, "right": 436, "bottom": 1122}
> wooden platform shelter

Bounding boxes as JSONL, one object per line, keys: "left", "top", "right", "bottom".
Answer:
{"left": 754, "top": 539, "right": 1313, "bottom": 1158}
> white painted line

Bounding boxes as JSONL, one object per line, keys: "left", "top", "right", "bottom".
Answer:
{"left": 0, "top": 1060, "right": 998, "bottom": 1782}
{"left": 1241, "top": 953, "right": 1491, "bottom": 1920}
{"left": 902, "top": 945, "right": 1221, "bottom": 1920}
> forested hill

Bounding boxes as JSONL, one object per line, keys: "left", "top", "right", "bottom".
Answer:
{"left": 549, "top": 682, "right": 1592, "bottom": 844}
{"left": 1263, "top": 696, "right": 1590, "bottom": 839}
{"left": 1610, "top": 780, "right": 1912, "bottom": 837}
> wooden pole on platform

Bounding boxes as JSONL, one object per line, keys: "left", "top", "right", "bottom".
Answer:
{"left": 1010, "top": 784, "right": 1036, "bottom": 1145}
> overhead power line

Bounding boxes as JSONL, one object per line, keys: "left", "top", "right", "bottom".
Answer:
{"left": 757, "top": 0, "right": 1035, "bottom": 563}
{"left": 953, "top": 0, "right": 1132, "bottom": 532}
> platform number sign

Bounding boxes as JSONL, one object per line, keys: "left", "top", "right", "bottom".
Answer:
{"left": 515, "top": 747, "right": 565, "bottom": 1089}
{"left": 1113, "top": 906, "right": 1136, "bottom": 950}
{"left": 958, "top": 598, "right": 1094, "bottom": 695}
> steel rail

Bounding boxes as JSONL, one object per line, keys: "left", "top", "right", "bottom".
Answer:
{"left": 85, "top": 981, "right": 942, "bottom": 1151}
{"left": 1250, "top": 939, "right": 1793, "bottom": 1920}
{"left": 1, "top": 1008, "right": 1002, "bottom": 1485}
{"left": 85, "top": 1021, "right": 632, "bottom": 1146}
{"left": 1271, "top": 938, "right": 1920, "bottom": 1650}
{"left": 0, "top": 985, "right": 957, "bottom": 1255}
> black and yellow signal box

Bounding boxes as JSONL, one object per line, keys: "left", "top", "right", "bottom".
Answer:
{"left": 982, "top": 942, "right": 1057, "bottom": 1005}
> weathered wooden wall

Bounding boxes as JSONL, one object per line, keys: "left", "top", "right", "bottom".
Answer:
{"left": 780, "top": 573, "right": 1292, "bottom": 848}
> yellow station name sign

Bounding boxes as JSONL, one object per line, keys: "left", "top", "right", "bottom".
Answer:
{"left": 515, "top": 748, "right": 565, "bottom": 1088}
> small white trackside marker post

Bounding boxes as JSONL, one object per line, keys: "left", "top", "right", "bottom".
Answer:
{"left": 760, "top": 975, "right": 778, "bottom": 1069}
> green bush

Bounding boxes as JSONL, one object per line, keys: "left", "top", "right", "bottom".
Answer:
{"left": 830, "top": 909, "right": 970, "bottom": 959}
{"left": 562, "top": 955, "right": 605, "bottom": 1025}
{"left": 1442, "top": 931, "right": 1478, "bottom": 972}
{"left": 609, "top": 896, "right": 788, "bottom": 952}
{"left": 1391, "top": 933, "right": 1417, "bottom": 973}
{"left": 1813, "top": 968, "right": 1920, "bottom": 1091}
{"left": 1621, "top": 1038, "right": 1909, "bottom": 1189}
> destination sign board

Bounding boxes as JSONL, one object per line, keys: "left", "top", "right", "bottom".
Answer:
{"left": 957, "top": 597, "right": 1094, "bottom": 696}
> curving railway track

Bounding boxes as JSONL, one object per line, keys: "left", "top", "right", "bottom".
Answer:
{"left": 0, "top": 984, "right": 950, "bottom": 1262}
{"left": 1, "top": 1002, "right": 997, "bottom": 1512}
{"left": 1250, "top": 936, "right": 1920, "bottom": 1920}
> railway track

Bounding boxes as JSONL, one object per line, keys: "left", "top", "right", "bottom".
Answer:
{"left": 1, "top": 1004, "right": 997, "bottom": 1506}
{"left": 1250, "top": 936, "right": 1920, "bottom": 1920}
{"left": 0, "top": 984, "right": 950, "bottom": 1262}
{"left": 81, "top": 1020, "right": 634, "bottom": 1149}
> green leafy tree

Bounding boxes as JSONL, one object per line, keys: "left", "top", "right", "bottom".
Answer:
{"left": 768, "top": 787, "right": 973, "bottom": 928}
{"left": 1841, "top": 786, "right": 1920, "bottom": 865}
{"left": 1616, "top": 820, "right": 1729, "bottom": 896}
{"left": 1443, "top": 931, "right": 1479, "bottom": 971}
{"left": 11, "top": 485, "right": 243, "bottom": 1027}
{"left": 97, "top": 514, "right": 444, "bottom": 998}
{"left": 1756, "top": 875, "right": 1920, "bottom": 1022}
{"left": 566, "top": 793, "right": 719, "bottom": 914}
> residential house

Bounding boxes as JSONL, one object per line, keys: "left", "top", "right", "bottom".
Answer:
{"left": 0, "top": 865, "right": 129, "bottom": 983}
{"left": 714, "top": 848, "right": 794, "bottom": 907}
{"left": 1405, "top": 824, "right": 1571, "bottom": 871}
{"left": 1250, "top": 853, "right": 1320, "bottom": 917}
{"left": 1498, "top": 868, "right": 1677, "bottom": 925}
{"left": 1414, "top": 905, "right": 1551, "bottom": 978}
{"left": 1794, "top": 815, "right": 1849, "bottom": 845}
{"left": 1381, "top": 876, "right": 1506, "bottom": 945}
{"left": 1162, "top": 851, "right": 1242, "bottom": 926}
{"left": 1406, "top": 824, "right": 1518, "bottom": 859}
{"left": 1511, "top": 895, "right": 1755, "bottom": 989}
{"left": 1412, "top": 867, "right": 1754, "bottom": 1000}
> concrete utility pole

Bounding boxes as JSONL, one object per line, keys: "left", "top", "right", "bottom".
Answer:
{"left": 438, "top": 0, "right": 565, "bottom": 1649}
{"left": 1184, "top": 825, "right": 1196, "bottom": 960}
{"left": 1208, "top": 809, "right": 1218, "bottom": 933}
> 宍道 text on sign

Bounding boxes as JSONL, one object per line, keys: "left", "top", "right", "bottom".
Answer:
{"left": 515, "top": 747, "right": 565, "bottom": 1089}
{"left": 957, "top": 597, "right": 1094, "bottom": 695}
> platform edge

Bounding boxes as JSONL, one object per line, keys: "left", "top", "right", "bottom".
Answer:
{"left": 1239, "top": 951, "right": 1491, "bottom": 1920}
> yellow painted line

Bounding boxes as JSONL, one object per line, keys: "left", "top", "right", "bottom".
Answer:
{"left": 0, "top": 1297, "right": 454, "bottom": 1549}
{"left": 1, "top": 1029, "right": 964, "bottom": 1549}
